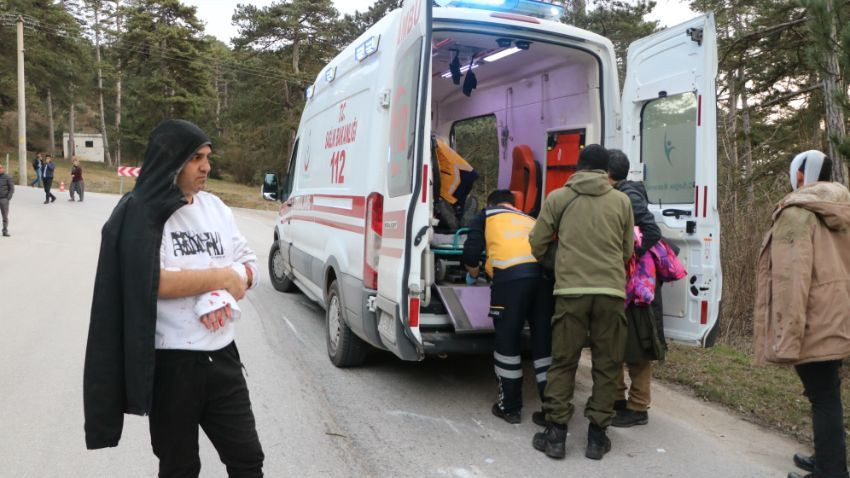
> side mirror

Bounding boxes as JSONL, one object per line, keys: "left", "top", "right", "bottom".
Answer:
{"left": 261, "top": 172, "right": 279, "bottom": 201}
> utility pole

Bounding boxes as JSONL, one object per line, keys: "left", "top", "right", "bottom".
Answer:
{"left": 17, "top": 16, "right": 27, "bottom": 186}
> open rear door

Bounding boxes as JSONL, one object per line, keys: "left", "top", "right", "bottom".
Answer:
{"left": 375, "top": 0, "right": 432, "bottom": 360}
{"left": 621, "top": 14, "right": 721, "bottom": 346}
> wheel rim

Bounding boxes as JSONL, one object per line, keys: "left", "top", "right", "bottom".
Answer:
{"left": 328, "top": 294, "right": 341, "bottom": 353}
{"left": 272, "top": 246, "right": 286, "bottom": 280}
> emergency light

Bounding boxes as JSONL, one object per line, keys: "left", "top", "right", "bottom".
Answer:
{"left": 435, "top": 0, "right": 566, "bottom": 21}
{"left": 355, "top": 35, "right": 381, "bottom": 62}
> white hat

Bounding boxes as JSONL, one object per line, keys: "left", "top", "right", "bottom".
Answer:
{"left": 790, "top": 150, "right": 827, "bottom": 191}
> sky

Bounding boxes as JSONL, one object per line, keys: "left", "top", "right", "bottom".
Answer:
{"left": 185, "top": 0, "right": 698, "bottom": 46}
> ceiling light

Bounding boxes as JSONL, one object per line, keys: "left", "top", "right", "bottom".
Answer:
{"left": 483, "top": 47, "right": 521, "bottom": 62}
{"left": 441, "top": 63, "right": 479, "bottom": 78}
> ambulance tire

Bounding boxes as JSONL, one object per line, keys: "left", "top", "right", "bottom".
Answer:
{"left": 326, "top": 280, "right": 368, "bottom": 367}
{"left": 269, "top": 241, "right": 298, "bottom": 293}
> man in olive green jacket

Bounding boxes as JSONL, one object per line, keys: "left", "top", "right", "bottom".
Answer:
{"left": 528, "top": 144, "right": 634, "bottom": 461}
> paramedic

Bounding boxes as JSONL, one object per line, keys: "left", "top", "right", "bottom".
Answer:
{"left": 83, "top": 120, "right": 265, "bottom": 477}
{"left": 754, "top": 150, "right": 850, "bottom": 478}
{"left": 528, "top": 144, "right": 634, "bottom": 461}
{"left": 462, "top": 189, "right": 553, "bottom": 425}
{"left": 607, "top": 149, "right": 663, "bottom": 428}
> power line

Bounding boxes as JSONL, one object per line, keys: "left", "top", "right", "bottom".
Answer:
{"left": 1, "top": 13, "right": 321, "bottom": 84}
{"left": 24, "top": 20, "right": 307, "bottom": 83}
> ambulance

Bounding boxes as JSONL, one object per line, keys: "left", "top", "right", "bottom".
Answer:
{"left": 262, "top": 0, "right": 722, "bottom": 367}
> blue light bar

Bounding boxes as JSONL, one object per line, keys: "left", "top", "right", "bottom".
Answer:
{"left": 436, "top": 0, "right": 566, "bottom": 21}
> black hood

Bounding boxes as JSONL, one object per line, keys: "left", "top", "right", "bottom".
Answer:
{"left": 135, "top": 119, "right": 210, "bottom": 222}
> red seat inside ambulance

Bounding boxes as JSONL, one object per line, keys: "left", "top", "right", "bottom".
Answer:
{"left": 509, "top": 145, "right": 540, "bottom": 216}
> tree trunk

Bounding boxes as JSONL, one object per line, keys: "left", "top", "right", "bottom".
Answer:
{"left": 824, "top": 0, "right": 847, "bottom": 184}
{"left": 94, "top": 4, "right": 113, "bottom": 166}
{"left": 47, "top": 88, "right": 55, "bottom": 157}
{"left": 726, "top": 69, "right": 739, "bottom": 211}
{"left": 740, "top": 74, "right": 754, "bottom": 204}
{"left": 69, "top": 92, "right": 76, "bottom": 159}
{"left": 114, "top": 2, "right": 122, "bottom": 167}
{"left": 292, "top": 40, "right": 300, "bottom": 75}
{"left": 215, "top": 65, "right": 222, "bottom": 136}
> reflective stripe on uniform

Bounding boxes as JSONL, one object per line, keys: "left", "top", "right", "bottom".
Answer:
{"left": 491, "top": 255, "right": 537, "bottom": 269}
{"left": 536, "top": 371, "right": 548, "bottom": 383}
{"left": 534, "top": 357, "right": 552, "bottom": 369}
{"left": 494, "top": 352, "right": 522, "bottom": 365}
{"left": 495, "top": 365, "right": 523, "bottom": 379}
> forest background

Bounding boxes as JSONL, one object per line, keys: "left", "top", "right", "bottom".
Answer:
{"left": 1, "top": 0, "right": 850, "bottom": 346}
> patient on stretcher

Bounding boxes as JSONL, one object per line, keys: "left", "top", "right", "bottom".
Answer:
{"left": 433, "top": 138, "right": 479, "bottom": 233}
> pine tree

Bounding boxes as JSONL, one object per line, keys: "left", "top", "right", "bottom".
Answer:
{"left": 117, "top": 0, "right": 214, "bottom": 157}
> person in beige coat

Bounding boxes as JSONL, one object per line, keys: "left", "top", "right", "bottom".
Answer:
{"left": 754, "top": 150, "right": 850, "bottom": 478}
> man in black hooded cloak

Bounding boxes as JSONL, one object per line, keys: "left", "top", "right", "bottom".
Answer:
{"left": 83, "top": 119, "right": 264, "bottom": 477}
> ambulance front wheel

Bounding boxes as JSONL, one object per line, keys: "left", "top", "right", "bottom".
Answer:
{"left": 269, "top": 241, "right": 298, "bottom": 293}
{"left": 326, "top": 280, "right": 369, "bottom": 367}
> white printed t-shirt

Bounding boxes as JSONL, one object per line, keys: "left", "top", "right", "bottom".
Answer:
{"left": 156, "top": 191, "right": 258, "bottom": 351}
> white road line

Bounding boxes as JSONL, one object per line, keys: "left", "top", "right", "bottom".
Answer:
{"left": 283, "top": 315, "right": 305, "bottom": 344}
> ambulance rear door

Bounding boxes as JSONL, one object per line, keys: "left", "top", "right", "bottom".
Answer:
{"left": 375, "top": 0, "right": 432, "bottom": 360}
{"left": 621, "top": 14, "right": 722, "bottom": 346}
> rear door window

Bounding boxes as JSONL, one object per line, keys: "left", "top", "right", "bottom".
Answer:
{"left": 641, "top": 92, "right": 697, "bottom": 204}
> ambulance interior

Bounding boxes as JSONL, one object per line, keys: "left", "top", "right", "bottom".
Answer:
{"left": 422, "top": 30, "right": 602, "bottom": 330}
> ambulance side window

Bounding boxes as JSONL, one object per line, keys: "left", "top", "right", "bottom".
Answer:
{"left": 640, "top": 92, "right": 697, "bottom": 204}
{"left": 388, "top": 37, "right": 424, "bottom": 198}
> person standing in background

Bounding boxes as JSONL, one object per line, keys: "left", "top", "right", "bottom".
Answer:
{"left": 0, "top": 163, "right": 14, "bottom": 237}
{"left": 42, "top": 154, "right": 56, "bottom": 204}
{"left": 30, "top": 153, "right": 43, "bottom": 188}
{"left": 754, "top": 150, "right": 850, "bottom": 478}
{"left": 69, "top": 159, "right": 84, "bottom": 202}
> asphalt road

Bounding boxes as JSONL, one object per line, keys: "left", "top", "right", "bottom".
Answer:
{"left": 0, "top": 185, "right": 804, "bottom": 477}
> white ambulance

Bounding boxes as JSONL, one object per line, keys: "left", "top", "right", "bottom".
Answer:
{"left": 263, "top": 0, "right": 722, "bottom": 367}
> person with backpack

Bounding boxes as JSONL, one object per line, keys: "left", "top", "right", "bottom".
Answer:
{"left": 606, "top": 149, "right": 663, "bottom": 428}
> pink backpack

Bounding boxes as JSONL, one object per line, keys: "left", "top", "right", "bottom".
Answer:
{"left": 650, "top": 240, "right": 687, "bottom": 282}
{"left": 626, "top": 227, "right": 656, "bottom": 305}
{"left": 626, "top": 232, "right": 687, "bottom": 306}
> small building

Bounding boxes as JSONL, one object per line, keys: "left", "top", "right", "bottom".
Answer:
{"left": 62, "top": 132, "right": 104, "bottom": 163}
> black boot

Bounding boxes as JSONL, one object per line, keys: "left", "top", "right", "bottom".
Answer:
{"left": 585, "top": 423, "right": 612, "bottom": 460}
{"left": 793, "top": 453, "right": 815, "bottom": 473}
{"left": 532, "top": 410, "right": 548, "bottom": 427}
{"left": 532, "top": 423, "right": 567, "bottom": 459}
{"left": 612, "top": 409, "right": 649, "bottom": 428}
{"left": 614, "top": 399, "right": 627, "bottom": 411}
{"left": 491, "top": 403, "right": 520, "bottom": 425}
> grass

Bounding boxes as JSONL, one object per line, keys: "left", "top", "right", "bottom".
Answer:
{"left": 655, "top": 343, "right": 850, "bottom": 453}
{"left": 1, "top": 153, "right": 279, "bottom": 211}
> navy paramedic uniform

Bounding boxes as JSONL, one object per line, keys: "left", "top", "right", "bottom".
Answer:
{"left": 463, "top": 205, "right": 554, "bottom": 414}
